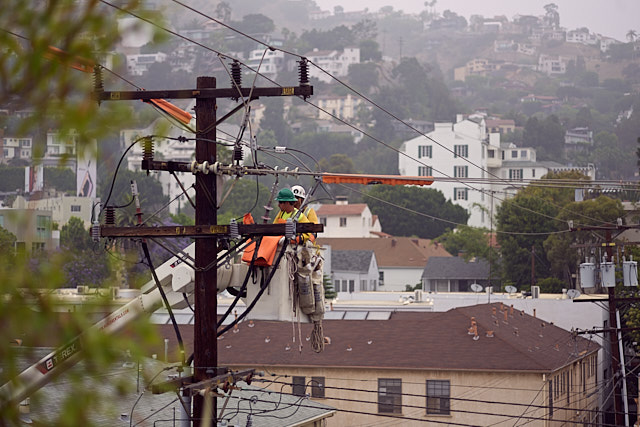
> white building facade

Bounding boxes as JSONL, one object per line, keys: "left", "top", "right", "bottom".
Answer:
{"left": 398, "top": 115, "right": 595, "bottom": 228}
{"left": 304, "top": 47, "right": 360, "bottom": 83}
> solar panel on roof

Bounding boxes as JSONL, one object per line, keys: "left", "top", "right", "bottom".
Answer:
{"left": 366, "top": 311, "right": 392, "bottom": 320}
{"left": 343, "top": 311, "right": 367, "bottom": 320}
{"left": 323, "top": 311, "right": 345, "bottom": 320}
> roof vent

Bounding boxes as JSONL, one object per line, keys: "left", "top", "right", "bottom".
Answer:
{"left": 335, "top": 195, "right": 348, "bottom": 205}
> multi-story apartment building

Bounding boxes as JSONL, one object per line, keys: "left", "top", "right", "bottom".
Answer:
{"left": 398, "top": 115, "right": 594, "bottom": 228}
{"left": 304, "top": 47, "right": 360, "bottom": 83}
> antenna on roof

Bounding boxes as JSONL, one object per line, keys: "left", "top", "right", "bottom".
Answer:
{"left": 470, "top": 283, "right": 483, "bottom": 293}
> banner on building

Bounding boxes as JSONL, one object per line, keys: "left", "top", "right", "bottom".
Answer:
{"left": 76, "top": 140, "right": 97, "bottom": 198}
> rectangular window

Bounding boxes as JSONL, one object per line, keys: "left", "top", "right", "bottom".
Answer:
{"left": 71, "top": 205, "right": 81, "bottom": 212}
{"left": 379, "top": 271, "right": 384, "bottom": 286}
{"left": 36, "top": 215, "right": 51, "bottom": 240}
{"left": 454, "top": 166, "right": 468, "bottom": 178}
{"left": 511, "top": 150, "right": 518, "bottom": 158}
{"left": 520, "top": 150, "right": 527, "bottom": 158}
{"left": 418, "top": 145, "right": 432, "bottom": 159}
{"left": 454, "top": 145, "right": 468, "bottom": 158}
{"left": 292, "top": 376, "right": 306, "bottom": 396}
{"left": 426, "top": 380, "right": 450, "bottom": 415}
{"left": 418, "top": 166, "right": 432, "bottom": 176}
{"left": 488, "top": 149, "right": 495, "bottom": 159}
{"left": 532, "top": 169, "right": 536, "bottom": 178}
{"left": 348, "top": 280, "right": 355, "bottom": 293}
{"left": 509, "top": 169, "right": 523, "bottom": 181}
{"left": 339, "top": 217, "right": 347, "bottom": 227}
{"left": 334, "top": 280, "right": 341, "bottom": 292}
{"left": 311, "top": 377, "right": 325, "bottom": 398}
{"left": 378, "top": 378, "right": 402, "bottom": 413}
{"left": 32, "top": 242, "right": 45, "bottom": 252}
{"left": 453, "top": 188, "right": 468, "bottom": 201}
{"left": 320, "top": 217, "right": 327, "bottom": 226}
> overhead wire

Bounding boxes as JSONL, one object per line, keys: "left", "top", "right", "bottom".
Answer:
{"left": 97, "top": 1, "right": 623, "bottom": 234}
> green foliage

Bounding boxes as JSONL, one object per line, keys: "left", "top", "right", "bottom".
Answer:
{"left": 60, "top": 217, "right": 111, "bottom": 287}
{"left": 44, "top": 167, "right": 75, "bottom": 193}
{"left": 323, "top": 274, "right": 336, "bottom": 300}
{"left": 0, "top": 226, "right": 17, "bottom": 254}
{"left": 523, "top": 115, "right": 566, "bottom": 161}
{"left": 169, "top": 212, "right": 195, "bottom": 226}
{"left": 0, "top": 165, "right": 25, "bottom": 192}
{"left": 217, "top": 178, "right": 272, "bottom": 222}
{"left": 364, "top": 185, "right": 469, "bottom": 239}
{"left": 97, "top": 169, "right": 169, "bottom": 226}
{"left": 537, "top": 277, "right": 568, "bottom": 294}
{"left": 259, "top": 98, "right": 291, "bottom": 146}
{"left": 435, "top": 225, "right": 493, "bottom": 260}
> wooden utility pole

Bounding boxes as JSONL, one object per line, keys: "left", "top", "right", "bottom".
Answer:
{"left": 192, "top": 76, "right": 218, "bottom": 426}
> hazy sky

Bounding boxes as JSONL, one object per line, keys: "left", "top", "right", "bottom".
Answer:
{"left": 314, "top": 0, "right": 639, "bottom": 42}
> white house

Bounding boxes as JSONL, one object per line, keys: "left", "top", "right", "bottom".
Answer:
{"left": 330, "top": 249, "right": 379, "bottom": 293}
{"left": 126, "top": 52, "right": 167, "bottom": 76}
{"left": 316, "top": 94, "right": 362, "bottom": 121}
{"left": 315, "top": 199, "right": 380, "bottom": 238}
{"left": 398, "top": 115, "right": 595, "bottom": 228}
{"left": 304, "top": 47, "right": 360, "bottom": 83}
{"left": 1, "top": 136, "right": 32, "bottom": 163}
{"left": 246, "top": 48, "right": 285, "bottom": 78}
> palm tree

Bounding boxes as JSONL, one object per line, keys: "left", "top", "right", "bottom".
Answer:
{"left": 626, "top": 29, "right": 637, "bottom": 43}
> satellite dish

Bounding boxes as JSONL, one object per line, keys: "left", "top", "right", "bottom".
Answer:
{"left": 567, "top": 289, "right": 582, "bottom": 299}
{"left": 470, "top": 283, "right": 483, "bottom": 293}
{"left": 505, "top": 285, "right": 517, "bottom": 294}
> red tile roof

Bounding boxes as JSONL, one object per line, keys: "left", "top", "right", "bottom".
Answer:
{"left": 157, "top": 303, "right": 597, "bottom": 373}
{"left": 317, "top": 237, "right": 451, "bottom": 267}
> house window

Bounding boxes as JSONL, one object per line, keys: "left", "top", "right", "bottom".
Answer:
{"left": 348, "top": 280, "right": 355, "bottom": 293}
{"left": 339, "top": 217, "right": 347, "bottom": 227}
{"left": 36, "top": 215, "right": 51, "bottom": 240}
{"left": 511, "top": 150, "right": 518, "bottom": 158}
{"left": 426, "top": 380, "right": 450, "bottom": 415}
{"left": 488, "top": 149, "right": 495, "bottom": 159}
{"left": 453, "top": 188, "right": 468, "bottom": 201}
{"left": 379, "top": 271, "right": 384, "bottom": 286}
{"left": 320, "top": 217, "right": 327, "bottom": 226}
{"left": 71, "top": 205, "right": 81, "bottom": 212}
{"left": 418, "top": 166, "right": 432, "bottom": 176}
{"left": 378, "top": 378, "right": 402, "bottom": 413}
{"left": 292, "top": 376, "right": 306, "bottom": 396}
{"left": 520, "top": 150, "right": 527, "bottom": 158}
{"left": 418, "top": 145, "right": 432, "bottom": 159}
{"left": 360, "top": 279, "right": 367, "bottom": 291}
{"left": 454, "top": 166, "right": 468, "bottom": 178}
{"left": 311, "top": 377, "right": 325, "bottom": 398}
{"left": 453, "top": 145, "right": 468, "bottom": 158}
{"left": 32, "top": 242, "right": 45, "bottom": 252}
{"left": 509, "top": 169, "right": 523, "bottom": 181}
{"left": 532, "top": 169, "right": 536, "bottom": 178}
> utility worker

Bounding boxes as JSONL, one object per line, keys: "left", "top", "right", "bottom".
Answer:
{"left": 274, "top": 188, "right": 310, "bottom": 243}
{"left": 291, "top": 185, "right": 318, "bottom": 224}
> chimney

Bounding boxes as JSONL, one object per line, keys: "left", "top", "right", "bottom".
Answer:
{"left": 335, "top": 195, "right": 348, "bottom": 205}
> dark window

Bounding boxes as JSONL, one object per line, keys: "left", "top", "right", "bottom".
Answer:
{"left": 311, "top": 377, "right": 325, "bottom": 398}
{"left": 339, "top": 217, "right": 347, "bottom": 227}
{"left": 292, "top": 376, "right": 306, "bottom": 396}
{"left": 378, "top": 378, "right": 402, "bottom": 413}
{"left": 426, "top": 380, "right": 450, "bottom": 415}
{"left": 548, "top": 379, "right": 553, "bottom": 417}
{"left": 348, "top": 280, "right": 355, "bottom": 293}
{"left": 71, "top": 205, "right": 81, "bottom": 212}
{"left": 320, "top": 217, "right": 327, "bottom": 226}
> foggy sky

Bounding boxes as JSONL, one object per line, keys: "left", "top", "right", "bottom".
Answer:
{"left": 314, "top": 0, "right": 640, "bottom": 42}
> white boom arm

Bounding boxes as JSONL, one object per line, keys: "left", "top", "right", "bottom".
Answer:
{"left": 0, "top": 243, "right": 199, "bottom": 407}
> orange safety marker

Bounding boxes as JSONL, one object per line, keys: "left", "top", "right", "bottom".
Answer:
{"left": 44, "top": 45, "right": 95, "bottom": 73}
{"left": 145, "top": 98, "right": 192, "bottom": 125}
{"left": 321, "top": 173, "right": 434, "bottom": 186}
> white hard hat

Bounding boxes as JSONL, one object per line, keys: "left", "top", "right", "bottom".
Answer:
{"left": 291, "top": 185, "right": 306, "bottom": 198}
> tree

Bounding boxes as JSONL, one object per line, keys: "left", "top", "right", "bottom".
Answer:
{"left": 217, "top": 178, "right": 272, "bottom": 224}
{"left": 523, "top": 115, "right": 565, "bottom": 160}
{"left": 215, "top": 1, "right": 232, "bottom": 22}
{"left": 44, "top": 167, "right": 75, "bottom": 193}
{"left": 592, "top": 131, "right": 626, "bottom": 179}
{"left": 0, "top": 3, "right": 161, "bottom": 424}
{"left": 259, "top": 98, "right": 291, "bottom": 146}
{"left": 544, "top": 196, "right": 624, "bottom": 285}
{"left": 626, "top": 29, "right": 637, "bottom": 42}
{"left": 323, "top": 274, "right": 337, "bottom": 300}
{"left": 359, "top": 39, "right": 382, "bottom": 62}
{"left": 0, "top": 226, "right": 16, "bottom": 254}
{"left": 364, "top": 185, "right": 469, "bottom": 239}
{"left": 435, "top": 225, "right": 493, "bottom": 261}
